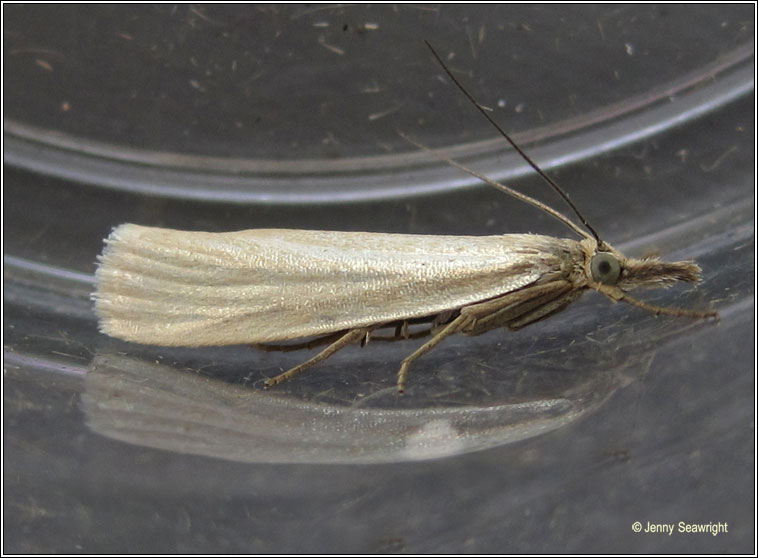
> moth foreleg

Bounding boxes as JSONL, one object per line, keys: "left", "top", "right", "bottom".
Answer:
{"left": 263, "top": 328, "right": 369, "bottom": 388}
{"left": 396, "top": 313, "right": 471, "bottom": 394}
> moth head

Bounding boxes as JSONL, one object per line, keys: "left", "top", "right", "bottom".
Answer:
{"left": 583, "top": 240, "right": 716, "bottom": 319}
{"left": 589, "top": 248, "right": 702, "bottom": 291}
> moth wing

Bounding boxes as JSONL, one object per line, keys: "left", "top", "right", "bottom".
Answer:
{"left": 93, "top": 224, "right": 576, "bottom": 345}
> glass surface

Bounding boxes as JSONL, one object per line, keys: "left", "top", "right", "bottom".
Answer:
{"left": 4, "top": 4, "right": 754, "bottom": 553}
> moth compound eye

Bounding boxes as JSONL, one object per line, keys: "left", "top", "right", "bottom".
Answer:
{"left": 590, "top": 252, "right": 622, "bottom": 284}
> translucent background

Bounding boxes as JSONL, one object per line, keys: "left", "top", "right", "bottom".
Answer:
{"left": 4, "top": 4, "right": 754, "bottom": 552}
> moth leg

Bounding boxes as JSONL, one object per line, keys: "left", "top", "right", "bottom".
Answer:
{"left": 370, "top": 328, "right": 433, "bottom": 342}
{"left": 360, "top": 329, "right": 372, "bottom": 347}
{"left": 263, "top": 328, "right": 368, "bottom": 388}
{"left": 460, "top": 281, "right": 571, "bottom": 320}
{"left": 461, "top": 281, "right": 573, "bottom": 336}
{"left": 397, "top": 321, "right": 408, "bottom": 339}
{"left": 507, "top": 290, "right": 584, "bottom": 330}
{"left": 370, "top": 311, "right": 457, "bottom": 342}
{"left": 253, "top": 330, "right": 347, "bottom": 353}
{"left": 363, "top": 320, "right": 409, "bottom": 342}
{"left": 396, "top": 314, "right": 470, "bottom": 394}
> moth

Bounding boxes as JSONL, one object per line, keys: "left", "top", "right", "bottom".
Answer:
{"left": 92, "top": 42, "right": 717, "bottom": 393}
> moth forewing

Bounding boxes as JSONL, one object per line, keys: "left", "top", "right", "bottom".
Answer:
{"left": 94, "top": 223, "right": 585, "bottom": 347}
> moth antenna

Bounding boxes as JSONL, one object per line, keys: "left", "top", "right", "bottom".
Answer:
{"left": 425, "top": 40, "right": 603, "bottom": 244}
{"left": 398, "top": 131, "right": 592, "bottom": 240}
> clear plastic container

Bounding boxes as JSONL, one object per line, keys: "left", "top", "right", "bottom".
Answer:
{"left": 4, "top": 4, "right": 754, "bottom": 553}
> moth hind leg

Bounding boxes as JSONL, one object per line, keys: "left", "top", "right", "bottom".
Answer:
{"left": 263, "top": 328, "right": 368, "bottom": 388}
